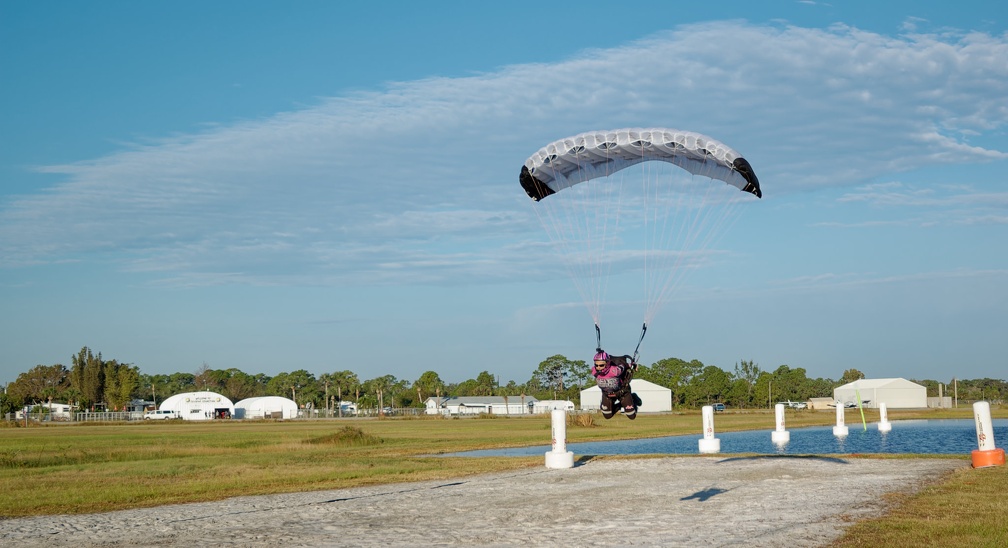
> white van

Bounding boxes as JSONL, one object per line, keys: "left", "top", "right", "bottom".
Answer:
{"left": 144, "top": 409, "right": 178, "bottom": 420}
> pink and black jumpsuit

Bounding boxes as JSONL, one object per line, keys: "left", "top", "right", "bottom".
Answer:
{"left": 593, "top": 361, "right": 637, "bottom": 420}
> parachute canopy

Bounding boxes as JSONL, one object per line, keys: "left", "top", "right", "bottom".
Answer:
{"left": 520, "top": 128, "right": 761, "bottom": 201}
{"left": 517, "top": 127, "right": 762, "bottom": 347}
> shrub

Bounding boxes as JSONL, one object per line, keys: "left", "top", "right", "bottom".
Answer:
{"left": 305, "top": 426, "right": 382, "bottom": 447}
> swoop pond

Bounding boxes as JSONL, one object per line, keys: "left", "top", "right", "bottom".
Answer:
{"left": 448, "top": 419, "right": 1008, "bottom": 457}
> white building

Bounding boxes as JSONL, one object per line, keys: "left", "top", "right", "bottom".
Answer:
{"left": 426, "top": 396, "right": 539, "bottom": 416}
{"left": 160, "top": 391, "right": 235, "bottom": 420}
{"left": 336, "top": 400, "right": 357, "bottom": 416}
{"left": 532, "top": 400, "right": 575, "bottom": 413}
{"left": 17, "top": 401, "right": 73, "bottom": 420}
{"left": 580, "top": 379, "right": 673, "bottom": 413}
{"left": 424, "top": 397, "right": 447, "bottom": 415}
{"left": 234, "top": 396, "right": 298, "bottom": 419}
{"left": 833, "top": 378, "right": 927, "bottom": 409}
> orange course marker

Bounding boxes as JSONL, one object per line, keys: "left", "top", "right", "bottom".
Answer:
{"left": 972, "top": 448, "right": 1006, "bottom": 469}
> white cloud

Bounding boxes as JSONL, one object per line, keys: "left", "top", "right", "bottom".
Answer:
{"left": 2, "top": 21, "right": 1006, "bottom": 287}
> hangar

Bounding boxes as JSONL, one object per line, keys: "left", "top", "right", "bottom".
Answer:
{"left": 234, "top": 396, "right": 299, "bottom": 419}
{"left": 580, "top": 379, "right": 673, "bottom": 413}
{"left": 833, "top": 378, "right": 926, "bottom": 409}
{"left": 159, "top": 391, "right": 235, "bottom": 420}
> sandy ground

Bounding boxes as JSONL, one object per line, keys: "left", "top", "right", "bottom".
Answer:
{"left": 1, "top": 455, "right": 964, "bottom": 547}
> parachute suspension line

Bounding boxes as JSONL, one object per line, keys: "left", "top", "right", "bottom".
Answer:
{"left": 595, "top": 323, "right": 602, "bottom": 353}
{"left": 632, "top": 323, "right": 647, "bottom": 364}
{"left": 643, "top": 152, "right": 751, "bottom": 325}
{"left": 638, "top": 142, "right": 653, "bottom": 330}
{"left": 531, "top": 142, "right": 623, "bottom": 329}
{"left": 532, "top": 152, "right": 596, "bottom": 323}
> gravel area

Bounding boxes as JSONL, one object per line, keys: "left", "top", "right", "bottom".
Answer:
{"left": 0, "top": 455, "right": 964, "bottom": 547}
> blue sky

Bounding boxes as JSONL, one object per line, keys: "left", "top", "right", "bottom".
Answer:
{"left": 2, "top": 1, "right": 1006, "bottom": 386}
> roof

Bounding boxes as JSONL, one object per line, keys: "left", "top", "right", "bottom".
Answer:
{"left": 444, "top": 396, "right": 539, "bottom": 405}
{"left": 234, "top": 396, "right": 298, "bottom": 408}
{"left": 835, "top": 378, "right": 925, "bottom": 390}
{"left": 160, "top": 391, "right": 235, "bottom": 407}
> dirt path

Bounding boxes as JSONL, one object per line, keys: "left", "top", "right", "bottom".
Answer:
{"left": 0, "top": 456, "right": 964, "bottom": 547}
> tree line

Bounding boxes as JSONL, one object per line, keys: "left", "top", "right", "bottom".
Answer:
{"left": 3, "top": 346, "right": 1005, "bottom": 414}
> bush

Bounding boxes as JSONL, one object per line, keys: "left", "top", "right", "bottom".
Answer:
{"left": 305, "top": 426, "right": 382, "bottom": 447}
{"left": 568, "top": 412, "right": 596, "bottom": 428}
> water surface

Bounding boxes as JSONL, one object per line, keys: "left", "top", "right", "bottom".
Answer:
{"left": 449, "top": 419, "right": 1007, "bottom": 457}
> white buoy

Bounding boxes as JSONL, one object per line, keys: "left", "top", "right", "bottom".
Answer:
{"left": 698, "top": 405, "right": 721, "bottom": 454}
{"left": 545, "top": 408, "right": 574, "bottom": 469}
{"left": 833, "top": 402, "right": 849, "bottom": 437}
{"left": 771, "top": 403, "right": 790, "bottom": 445}
{"left": 877, "top": 402, "right": 892, "bottom": 432}
{"left": 971, "top": 401, "right": 1005, "bottom": 469}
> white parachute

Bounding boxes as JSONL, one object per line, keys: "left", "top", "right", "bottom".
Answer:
{"left": 519, "top": 128, "right": 762, "bottom": 351}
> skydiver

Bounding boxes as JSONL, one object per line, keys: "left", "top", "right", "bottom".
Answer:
{"left": 592, "top": 349, "right": 639, "bottom": 420}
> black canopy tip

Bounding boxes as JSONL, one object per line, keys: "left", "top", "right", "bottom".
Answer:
{"left": 732, "top": 157, "right": 762, "bottom": 199}
{"left": 519, "top": 165, "right": 555, "bottom": 202}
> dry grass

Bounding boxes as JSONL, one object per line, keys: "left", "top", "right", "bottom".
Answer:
{"left": 832, "top": 464, "right": 1008, "bottom": 546}
{"left": 1, "top": 406, "right": 1002, "bottom": 534}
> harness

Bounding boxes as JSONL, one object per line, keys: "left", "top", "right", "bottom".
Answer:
{"left": 595, "top": 357, "right": 636, "bottom": 399}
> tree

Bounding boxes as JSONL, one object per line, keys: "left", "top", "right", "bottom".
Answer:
{"left": 222, "top": 369, "right": 262, "bottom": 402}
{"left": 322, "top": 370, "right": 359, "bottom": 415}
{"left": 641, "top": 357, "right": 702, "bottom": 407}
{"left": 363, "top": 374, "right": 398, "bottom": 412}
{"left": 530, "top": 355, "right": 581, "bottom": 400}
{"left": 71, "top": 347, "right": 105, "bottom": 409}
{"left": 733, "top": 359, "right": 762, "bottom": 408}
{"left": 689, "top": 365, "right": 731, "bottom": 405}
{"left": 7, "top": 364, "right": 69, "bottom": 408}
{"left": 839, "top": 368, "right": 865, "bottom": 385}
{"left": 194, "top": 363, "right": 225, "bottom": 392}
{"left": 104, "top": 360, "right": 139, "bottom": 410}
{"left": 413, "top": 370, "right": 444, "bottom": 406}
{"left": 286, "top": 370, "right": 320, "bottom": 408}
{"left": 769, "top": 365, "right": 811, "bottom": 403}
{"left": 0, "top": 383, "right": 14, "bottom": 415}
{"left": 473, "top": 371, "right": 497, "bottom": 396}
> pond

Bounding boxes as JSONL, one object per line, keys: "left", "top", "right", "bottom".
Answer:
{"left": 448, "top": 419, "right": 1008, "bottom": 457}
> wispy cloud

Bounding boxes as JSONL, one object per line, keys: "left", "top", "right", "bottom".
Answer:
{"left": 771, "top": 267, "right": 1008, "bottom": 292}
{"left": 2, "top": 21, "right": 1006, "bottom": 287}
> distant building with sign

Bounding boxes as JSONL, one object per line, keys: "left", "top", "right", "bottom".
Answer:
{"left": 159, "top": 391, "right": 235, "bottom": 420}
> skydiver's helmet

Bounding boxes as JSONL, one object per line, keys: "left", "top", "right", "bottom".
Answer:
{"left": 593, "top": 351, "right": 610, "bottom": 372}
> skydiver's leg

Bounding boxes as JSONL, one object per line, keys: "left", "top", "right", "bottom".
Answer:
{"left": 620, "top": 392, "right": 637, "bottom": 420}
{"left": 600, "top": 396, "right": 616, "bottom": 419}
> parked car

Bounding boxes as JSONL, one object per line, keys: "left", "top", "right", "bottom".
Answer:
{"left": 144, "top": 409, "right": 178, "bottom": 420}
{"left": 712, "top": 403, "right": 726, "bottom": 412}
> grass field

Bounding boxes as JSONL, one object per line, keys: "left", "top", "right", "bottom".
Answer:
{"left": 2, "top": 407, "right": 1005, "bottom": 545}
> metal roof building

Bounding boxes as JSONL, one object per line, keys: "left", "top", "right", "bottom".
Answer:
{"left": 833, "top": 378, "right": 926, "bottom": 409}
{"left": 580, "top": 379, "right": 673, "bottom": 413}
{"left": 234, "top": 396, "right": 299, "bottom": 419}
